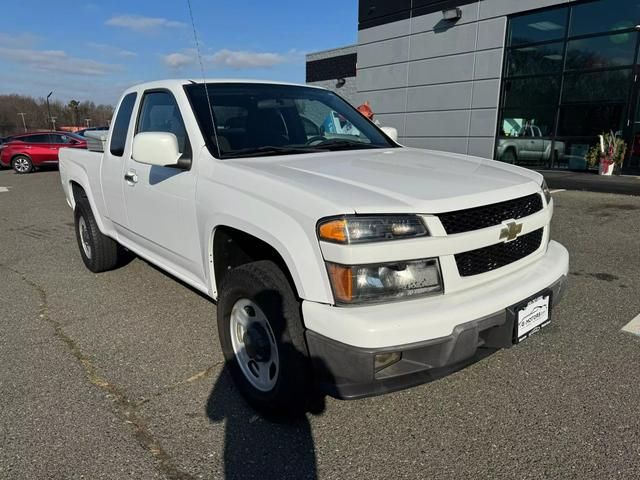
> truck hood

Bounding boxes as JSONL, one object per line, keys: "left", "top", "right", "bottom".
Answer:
{"left": 227, "top": 147, "right": 543, "bottom": 214}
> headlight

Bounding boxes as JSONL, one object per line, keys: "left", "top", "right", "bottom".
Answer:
{"left": 326, "top": 258, "right": 443, "bottom": 305}
{"left": 541, "top": 179, "right": 552, "bottom": 204}
{"left": 318, "top": 215, "right": 428, "bottom": 244}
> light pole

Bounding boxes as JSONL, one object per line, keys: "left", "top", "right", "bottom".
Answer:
{"left": 46, "top": 91, "right": 54, "bottom": 131}
{"left": 17, "top": 113, "right": 27, "bottom": 132}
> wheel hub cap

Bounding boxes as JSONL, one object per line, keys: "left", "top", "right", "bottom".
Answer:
{"left": 15, "top": 159, "right": 29, "bottom": 172}
{"left": 229, "top": 298, "right": 279, "bottom": 392}
{"left": 78, "top": 216, "right": 92, "bottom": 259}
{"left": 243, "top": 323, "right": 271, "bottom": 362}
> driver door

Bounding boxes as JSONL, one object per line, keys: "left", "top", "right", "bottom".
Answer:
{"left": 122, "top": 89, "right": 203, "bottom": 283}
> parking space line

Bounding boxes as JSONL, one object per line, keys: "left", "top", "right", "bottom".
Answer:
{"left": 0, "top": 187, "right": 9, "bottom": 193}
{"left": 622, "top": 314, "right": 640, "bottom": 337}
{"left": 550, "top": 189, "right": 566, "bottom": 194}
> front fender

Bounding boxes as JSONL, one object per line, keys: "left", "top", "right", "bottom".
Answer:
{"left": 198, "top": 184, "right": 334, "bottom": 305}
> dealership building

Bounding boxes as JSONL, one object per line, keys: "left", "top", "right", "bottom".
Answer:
{"left": 306, "top": 0, "right": 640, "bottom": 174}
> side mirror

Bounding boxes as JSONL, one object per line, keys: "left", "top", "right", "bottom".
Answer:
{"left": 380, "top": 126, "right": 398, "bottom": 143}
{"left": 132, "top": 132, "right": 184, "bottom": 168}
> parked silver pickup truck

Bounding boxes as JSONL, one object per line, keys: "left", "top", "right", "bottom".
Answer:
{"left": 498, "top": 126, "right": 565, "bottom": 166}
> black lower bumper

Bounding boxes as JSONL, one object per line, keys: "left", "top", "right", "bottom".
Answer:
{"left": 306, "top": 275, "right": 568, "bottom": 399}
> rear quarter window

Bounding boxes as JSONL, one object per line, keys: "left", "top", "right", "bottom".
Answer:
{"left": 110, "top": 92, "right": 137, "bottom": 157}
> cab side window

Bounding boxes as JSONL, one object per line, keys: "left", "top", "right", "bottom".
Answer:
{"left": 110, "top": 92, "right": 137, "bottom": 157}
{"left": 137, "top": 91, "right": 190, "bottom": 156}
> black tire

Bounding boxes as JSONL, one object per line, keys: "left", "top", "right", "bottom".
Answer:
{"left": 502, "top": 148, "right": 517, "bottom": 164}
{"left": 11, "top": 155, "right": 33, "bottom": 174}
{"left": 217, "top": 260, "right": 311, "bottom": 417}
{"left": 74, "top": 198, "right": 121, "bottom": 272}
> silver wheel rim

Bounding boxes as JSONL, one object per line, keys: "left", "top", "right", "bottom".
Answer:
{"left": 14, "top": 157, "right": 30, "bottom": 173}
{"left": 78, "top": 216, "right": 92, "bottom": 260}
{"left": 230, "top": 298, "right": 279, "bottom": 392}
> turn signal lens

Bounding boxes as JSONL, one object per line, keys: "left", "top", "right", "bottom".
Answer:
{"left": 318, "top": 215, "right": 428, "bottom": 244}
{"left": 318, "top": 219, "right": 348, "bottom": 243}
{"left": 327, "top": 263, "right": 353, "bottom": 302}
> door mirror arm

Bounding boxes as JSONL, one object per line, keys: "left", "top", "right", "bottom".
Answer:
{"left": 171, "top": 156, "right": 192, "bottom": 170}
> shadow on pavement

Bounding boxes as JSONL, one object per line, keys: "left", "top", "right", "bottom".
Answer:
{"left": 206, "top": 365, "right": 326, "bottom": 480}
{"left": 206, "top": 287, "right": 333, "bottom": 480}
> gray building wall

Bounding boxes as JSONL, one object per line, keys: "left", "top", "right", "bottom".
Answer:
{"left": 306, "top": 45, "right": 358, "bottom": 105}
{"left": 355, "top": 0, "right": 576, "bottom": 158}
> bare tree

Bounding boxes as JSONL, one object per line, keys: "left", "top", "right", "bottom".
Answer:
{"left": 0, "top": 94, "right": 114, "bottom": 136}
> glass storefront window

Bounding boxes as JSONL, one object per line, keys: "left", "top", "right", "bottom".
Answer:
{"left": 498, "top": 0, "right": 640, "bottom": 172}
{"left": 508, "top": 8, "right": 568, "bottom": 46}
{"left": 566, "top": 33, "right": 638, "bottom": 70}
{"left": 561, "top": 138, "right": 593, "bottom": 170}
{"left": 506, "top": 42, "right": 564, "bottom": 76}
{"left": 569, "top": 0, "right": 640, "bottom": 37}
{"left": 503, "top": 77, "right": 561, "bottom": 109}
{"left": 558, "top": 104, "right": 626, "bottom": 137}
{"left": 562, "top": 69, "right": 632, "bottom": 103}
{"left": 500, "top": 109, "right": 556, "bottom": 137}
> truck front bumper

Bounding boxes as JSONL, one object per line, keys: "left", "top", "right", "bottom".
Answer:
{"left": 303, "top": 241, "right": 569, "bottom": 399}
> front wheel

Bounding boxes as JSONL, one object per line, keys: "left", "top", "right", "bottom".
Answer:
{"left": 12, "top": 155, "right": 33, "bottom": 174}
{"left": 217, "top": 260, "right": 311, "bottom": 416}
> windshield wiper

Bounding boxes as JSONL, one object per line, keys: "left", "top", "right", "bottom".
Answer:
{"left": 307, "top": 139, "right": 387, "bottom": 151}
{"left": 222, "top": 145, "right": 319, "bottom": 158}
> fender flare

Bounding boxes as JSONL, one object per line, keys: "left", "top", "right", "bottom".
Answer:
{"left": 204, "top": 214, "right": 333, "bottom": 305}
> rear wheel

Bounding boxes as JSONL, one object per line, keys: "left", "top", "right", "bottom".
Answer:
{"left": 502, "top": 148, "right": 517, "bottom": 164}
{"left": 11, "top": 155, "right": 33, "bottom": 174}
{"left": 217, "top": 260, "right": 311, "bottom": 416}
{"left": 74, "top": 198, "right": 122, "bottom": 272}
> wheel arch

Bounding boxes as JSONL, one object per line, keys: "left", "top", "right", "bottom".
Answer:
{"left": 66, "top": 175, "right": 111, "bottom": 236}
{"left": 211, "top": 225, "right": 302, "bottom": 301}
{"left": 70, "top": 180, "right": 88, "bottom": 208}
{"left": 11, "top": 152, "right": 32, "bottom": 163}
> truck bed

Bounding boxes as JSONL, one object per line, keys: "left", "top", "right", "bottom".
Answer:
{"left": 59, "top": 147, "right": 104, "bottom": 212}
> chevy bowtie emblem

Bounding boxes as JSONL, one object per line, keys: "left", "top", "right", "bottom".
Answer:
{"left": 500, "top": 221, "right": 523, "bottom": 242}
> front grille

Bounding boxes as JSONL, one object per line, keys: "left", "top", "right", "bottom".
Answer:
{"left": 455, "top": 229, "right": 544, "bottom": 277}
{"left": 438, "top": 193, "right": 543, "bottom": 235}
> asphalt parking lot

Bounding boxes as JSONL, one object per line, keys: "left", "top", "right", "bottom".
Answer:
{"left": 1, "top": 170, "right": 639, "bottom": 479}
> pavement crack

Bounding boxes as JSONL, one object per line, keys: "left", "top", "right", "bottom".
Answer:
{"left": 135, "top": 361, "right": 224, "bottom": 408}
{"left": 0, "top": 264, "right": 196, "bottom": 480}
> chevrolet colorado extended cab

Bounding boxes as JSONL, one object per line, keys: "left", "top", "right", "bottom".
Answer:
{"left": 59, "top": 80, "right": 569, "bottom": 414}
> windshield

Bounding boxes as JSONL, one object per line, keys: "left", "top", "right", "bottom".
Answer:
{"left": 184, "top": 83, "right": 398, "bottom": 158}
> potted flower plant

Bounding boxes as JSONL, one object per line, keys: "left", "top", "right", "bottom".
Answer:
{"left": 586, "top": 131, "right": 627, "bottom": 176}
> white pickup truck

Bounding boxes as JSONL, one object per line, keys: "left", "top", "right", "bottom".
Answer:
{"left": 59, "top": 79, "right": 569, "bottom": 414}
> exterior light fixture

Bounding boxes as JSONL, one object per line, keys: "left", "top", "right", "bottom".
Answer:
{"left": 336, "top": 77, "right": 346, "bottom": 88}
{"left": 442, "top": 7, "right": 462, "bottom": 21}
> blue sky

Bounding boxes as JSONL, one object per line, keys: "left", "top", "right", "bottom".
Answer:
{"left": 0, "top": 0, "right": 357, "bottom": 105}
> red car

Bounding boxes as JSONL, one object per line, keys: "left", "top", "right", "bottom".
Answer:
{"left": 0, "top": 132, "right": 87, "bottom": 174}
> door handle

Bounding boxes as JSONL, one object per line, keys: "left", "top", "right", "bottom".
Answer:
{"left": 124, "top": 170, "right": 138, "bottom": 185}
